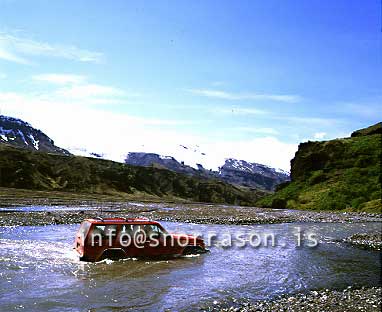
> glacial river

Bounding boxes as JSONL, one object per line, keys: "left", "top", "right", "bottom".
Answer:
{"left": 0, "top": 221, "right": 381, "bottom": 311}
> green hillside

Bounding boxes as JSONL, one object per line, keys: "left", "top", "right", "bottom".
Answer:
{"left": 256, "top": 123, "right": 382, "bottom": 213}
{"left": 0, "top": 145, "right": 264, "bottom": 206}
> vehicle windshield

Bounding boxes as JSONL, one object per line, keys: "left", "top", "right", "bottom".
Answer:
{"left": 91, "top": 224, "right": 118, "bottom": 239}
{"left": 142, "top": 224, "right": 167, "bottom": 236}
{"left": 78, "top": 221, "right": 91, "bottom": 238}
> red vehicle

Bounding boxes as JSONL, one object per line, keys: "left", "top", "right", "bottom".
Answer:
{"left": 74, "top": 217, "right": 207, "bottom": 262}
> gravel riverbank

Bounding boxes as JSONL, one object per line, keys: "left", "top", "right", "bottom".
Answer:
{"left": 343, "top": 232, "right": 382, "bottom": 250}
{"left": 1, "top": 186, "right": 381, "bottom": 226}
{"left": 207, "top": 287, "right": 382, "bottom": 312}
{"left": 0, "top": 202, "right": 381, "bottom": 226}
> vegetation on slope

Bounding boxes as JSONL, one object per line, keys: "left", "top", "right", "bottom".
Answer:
{"left": 0, "top": 145, "right": 264, "bottom": 205}
{"left": 256, "top": 123, "right": 382, "bottom": 213}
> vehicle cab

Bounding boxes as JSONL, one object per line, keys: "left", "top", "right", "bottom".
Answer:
{"left": 74, "top": 217, "right": 207, "bottom": 262}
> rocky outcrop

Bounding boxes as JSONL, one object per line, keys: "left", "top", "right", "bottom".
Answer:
{"left": 351, "top": 122, "right": 382, "bottom": 137}
{"left": 291, "top": 123, "right": 382, "bottom": 181}
{"left": 257, "top": 122, "right": 382, "bottom": 212}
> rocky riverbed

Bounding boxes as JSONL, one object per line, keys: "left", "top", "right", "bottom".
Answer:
{"left": 0, "top": 201, "right": 381, "bottom": 226}
{"left": 208, "top": 287, "right": 382, "bottom": 312}
{"left": 343, "top": 232, "right": 382, "bottom": 250}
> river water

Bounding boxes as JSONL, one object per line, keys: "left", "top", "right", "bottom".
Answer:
{"left": 0, "top": 221, "right": 380, "bottom": 311}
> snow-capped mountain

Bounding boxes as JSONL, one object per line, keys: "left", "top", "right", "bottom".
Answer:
{"left": 125, "top": 152, "right": 290, "bottom": 191}
{"left": 0, "top": 115, "right": 70, "bottom": 155}
{"left": 125, "top": 152, "right": 207, "bottom": 176}
{"left": 219, "top": 158, "right": 290, "bottom": 190}
{"left": 222, "top": 158, "right": 289, "bottom": 176}
{"left": 0, "top": 114, "right": 289, "bottom": 191}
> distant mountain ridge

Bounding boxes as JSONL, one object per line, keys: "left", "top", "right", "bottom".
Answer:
{"left": 220, "top": 158, "right": 290, "bottom": 190}
{"left": 0, "top": 114, "right": 289, "bottom": 191}
{"left": 0, "top": 143, "right": 264, "bottom": 206}
{"left": 0, "top": 115, "right": 70, "bottom": 155}
{"left": 125, "top": 152, "right": 290, "bottom": 191}
{"left": 125, "top": 152, "right": 203, "bottom": 174}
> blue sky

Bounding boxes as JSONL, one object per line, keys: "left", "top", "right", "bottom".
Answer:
{"left": 0, "top": 0, "right": 381, "bottom": 170}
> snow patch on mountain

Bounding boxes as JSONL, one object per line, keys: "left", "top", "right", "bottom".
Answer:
{"left": 0, "top": 115, "right": 70, "bottom": 155}
{"left": 125, "top": 151, "right": 290, "bottom": 191}
{"left": 28, "top": 134, "right": 39, "bottom": 150}
{"left": 224, "top": 158, "right": 290, "bottom": 175}
{"left": 275, "top": 167, "right": 290, "bottom": 175}
{"left": 159, "top": 155, "right": 174, "bottom": 160}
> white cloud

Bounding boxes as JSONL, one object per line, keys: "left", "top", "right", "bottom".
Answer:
{"left": 341, "top": 101, "right": 382, "bottom": 119}
{"left": 187, "top": 88, "right": 302, "bottom": 103}
{"left": 0, "top": 46, "right": 30, "bottom": 64}
{"left": 0, "top": 91, "right": 199, "bottom": 161}
{"left": 196, "top": 138, "right": 297, "bottom": 171}
{"left": 0, "top": 74, "right": 299, "bottom": 171}
{"left": 0, "top": 32, "right": 103, "bottom": 64}
{"left": 0, "top": 87, "right": 297, "bottom": 171}
{"left": 215, "top": 107, "right": 268, "bottom": 115}
{"left": 277, "top": 116, "right": 339, "bottom": 127}
{"left": 33, "top": 74, "right": 86, "bottom": 85}
{"left": 32, "top": 73, "right": 129, "bottom": 105}
{"left": 235, "top": 127, "right": 279, "bottom": 135}
{"left": 314, "top": 132, "right": 326, "bottom": 139}
{"left": 0, "top": 72, "right": 6, "bottom": 79}
{"left": 56, "top": 83, "right": 126, "bottom": 99}
{"left": 211, "top": 81, "right": 226, "bottom": 87}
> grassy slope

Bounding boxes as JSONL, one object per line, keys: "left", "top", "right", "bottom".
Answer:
{"left": 256, "top": 123, "right": 382, "bottom": 213}
{"left": 0, "top": 145, "right": 264, "bottom": 206}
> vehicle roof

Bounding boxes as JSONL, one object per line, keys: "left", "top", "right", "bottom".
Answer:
{"left": 84, "top": 217, "right": 160, "bottom": 225}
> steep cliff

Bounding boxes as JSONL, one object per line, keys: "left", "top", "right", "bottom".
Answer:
{"left": 256, "top": 123, "right": 381, "bottom": 212}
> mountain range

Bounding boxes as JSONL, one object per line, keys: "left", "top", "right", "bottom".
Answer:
{"left": 0, "top": 114, "right": 380, "bottom": 212}
{"left": 0, "top": 115, "right": 289, "bottom": 191}
{"left": 125, "top": 152, "right": 289, "bottom": 191}
{"left": 0, "top": 114, "right": 266, "bottom": 205}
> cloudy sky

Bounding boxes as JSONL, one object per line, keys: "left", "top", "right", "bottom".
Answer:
{"left": 0, "top": 0, "right": 381, "bottom": 171}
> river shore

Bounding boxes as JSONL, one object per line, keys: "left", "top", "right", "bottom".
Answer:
{"left": 0, "top": 200, "right": 381, "bottom": 227}
{"left": 1, "top": 187, "right": 381, "bottom": 227}
{"left": 343, "top": 232, "right": 382, "bottom": 250}
{"left": 207, "top": 287, "right": 381, "bottom": 312}
{"left": 1, "top": 191, "right": 381, "bottom": 312}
